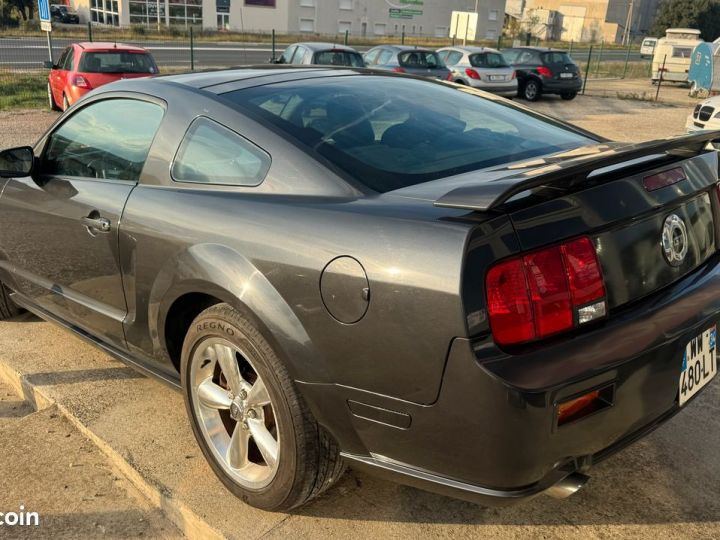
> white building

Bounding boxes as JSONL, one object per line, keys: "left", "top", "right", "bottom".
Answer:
{"left": 70, "top": 0, "right": 507, "bottom": 40}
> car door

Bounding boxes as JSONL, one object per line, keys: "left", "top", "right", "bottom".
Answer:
{"left": 0, "top": 96, "right": 165, "bottom": 349}
{"left": 50, "top": 46, "right": 71, "bottom": 104}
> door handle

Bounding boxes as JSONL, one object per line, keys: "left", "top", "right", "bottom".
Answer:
{"left": 81, "top": 216, "right": 111, "bottom": 233}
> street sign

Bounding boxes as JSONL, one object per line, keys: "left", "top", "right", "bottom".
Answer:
{"left": 38, "top": 0, "right": 52, "bottom": 32}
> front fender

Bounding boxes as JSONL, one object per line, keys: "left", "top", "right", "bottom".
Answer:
{"left": 150, "top": 243, "right": 328, "bottom": 382}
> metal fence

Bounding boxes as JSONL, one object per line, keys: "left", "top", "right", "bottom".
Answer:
{"left": 0, "top": 25, "right": 669, "bottom": 111}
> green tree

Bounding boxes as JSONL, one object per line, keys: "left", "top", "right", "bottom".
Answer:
{"left": 652, "top": 0, "right": 720, "bottom": 41}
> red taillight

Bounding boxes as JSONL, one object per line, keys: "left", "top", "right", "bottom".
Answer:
{"left": 391, "top": 67, "right": 406, "bottom": 73}
{"left": 72, "top": 75, "right": 91, "bottom": 89}
{"left": 525, "top": 246, "right": 573, "bottom": 337}
{"left": 537, "top": 66, "right": 552, "bottom": 77}
{"left": 465, "top": 68, "right": 481, "bottom": 80}
{"left": 486, "top": 258, "right": 535, "bottom": 345}
{"left": 486, "top": 236, "right": 606, "bottom": 345}
{"left": 446, "top": 72, "right": 454, "bottom": 81}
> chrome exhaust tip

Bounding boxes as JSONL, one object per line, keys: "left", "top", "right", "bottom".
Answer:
{"left": 545, "top": 472, "right": 589, "bottom": 499}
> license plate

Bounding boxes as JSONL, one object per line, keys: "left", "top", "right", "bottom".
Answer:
{"left": 489, "top": 75, "right": 505, "bottom": 81}
{"left": 679, "top": 326, "right": 717, "bottom": 406}
{"left": 560, "top": 72, "right": 574, "bottom": 79}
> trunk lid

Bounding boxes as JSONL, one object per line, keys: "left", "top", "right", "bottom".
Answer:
{"left": 428, "top": 133, "right": 720, "bottom": 311}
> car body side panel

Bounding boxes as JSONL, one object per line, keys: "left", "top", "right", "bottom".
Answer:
{"left": 119, "top": 183, "right": 472, "bottom": 403}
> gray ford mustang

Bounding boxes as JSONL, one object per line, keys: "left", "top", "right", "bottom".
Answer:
{"left": 0, "top": 67, "right": 718, "bottom": 510}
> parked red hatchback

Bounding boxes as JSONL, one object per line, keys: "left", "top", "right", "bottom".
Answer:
{"left": 45, "top": 42, "right": 159, "bottom": 111}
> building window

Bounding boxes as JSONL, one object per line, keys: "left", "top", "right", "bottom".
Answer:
{"left": 299, "top": 0, "right": 314, "bottom": 6}
{"left": 486, "top": 28, "right": 497, "bottom": 39}
{"left": 299, "top": 18, "right": 315, "bottom": 32}
{"left": 217, "top": 12, "right": 229, "bottom": 29}
{"left": 434, "top": 25, "right": 447, "bottom": 37}
{"left": 129, "top": 0, "right": 202, "bottom": 27}
{"left": 245, "top": 0, "right": 276, "bottom": 6}
{"left": 489, "top": 9, "right": 498, "bottom": 21}
{"left": 339, "top": 0, "right": 352, "bottom": 9}
{"left": 91, "top": 0, "right": 119, "bottom": 25}
{"left": 338, "top": 20, "right": 351, "bottom": 33}
{"left": 373, "top": 22, "right": 386, "bottom": 35}
{"left": 411, "top": 24, "right": 415, "bottom": 34}
{"left": 393, "top": 23, "right": 398, "bottom": 33}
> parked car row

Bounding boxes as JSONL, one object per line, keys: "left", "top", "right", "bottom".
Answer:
{"left": 43, "top": 40, "right": 584, "bottom": 112}
{"left": 274, "top": 42, "right": 583, "bottom": 101}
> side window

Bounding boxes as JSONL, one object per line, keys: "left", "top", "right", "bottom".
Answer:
{"left": 280, "top": 45, "right": 296, "bottom": 64}
{"left": 63, "top": 48, "right": 75, "bottom": 70}
{"left": 56, "top": 47, "right": 70, "bottom": 70}
{"left": 42, "top": 99, "right": 164, "bottom": 181}
{"left": 364, "top": 49, "right": 380, "bottom": 65}
{"left": 517, "top": 51, "right": 534, "bottom": 64}
{"left": 377, "top": 49, "right": 393, "bottom": 65}
{"left": 436, "top": 50, "right": 449, "bottom": 62}
{"left": 172, "top": 117, "right": 271, "bottom": 187}
{"left": 291, "top": 46, "right": 306, "bottom": 65}
{"left": 446, "top": 51, "right": 463, "bottom": 65}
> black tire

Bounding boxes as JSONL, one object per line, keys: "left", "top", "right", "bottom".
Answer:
{"left": 47, "top": 83, "right": 60, "bottom": 111}
{"left": 0, "top": 284, "right": 21, "bottom": 320}
{"left": 560, "top": 91, "right": 577, "bottom": 100}
{"left": 181, "top": 303, "right": 345, "bottom": 511}
{"left": 522, "top": 79, "right": 542, "bottom": 101}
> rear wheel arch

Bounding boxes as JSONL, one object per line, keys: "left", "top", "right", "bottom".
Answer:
{"left": 152, "top": 244, "right": 325, "bottom": 382}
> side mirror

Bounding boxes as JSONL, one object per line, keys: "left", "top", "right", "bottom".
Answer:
{"left": 43, "top": 60, "right": 55, "bottom": 69}
{"left": 0, "top": 146, "right": 34, "bottom": 178}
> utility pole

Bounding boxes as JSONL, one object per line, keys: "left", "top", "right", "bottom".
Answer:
{"left": 622, "top": 0, "right": 634, "bottom": 46}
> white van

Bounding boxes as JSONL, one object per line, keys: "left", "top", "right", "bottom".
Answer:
{"left": 640, "top": 37, "right": 657, "bottom": 58}
{"left": 652, "top": 28, "right": 702, "bottom": 83}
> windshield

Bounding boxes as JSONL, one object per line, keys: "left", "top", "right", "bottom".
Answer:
{"left": 221, "top": 76, "right": 593, "bottom": 193}
{"left": 79, "top": 52, "right": 157, "bottom": 74}
{"left": 470, "top": 52, "right": 509, "bottom": 68}
{"left": 313, "top": 51, "right": 364, "bottom": 67}
{"left": 398, "top": 51, "right": 444, "bottom": 69}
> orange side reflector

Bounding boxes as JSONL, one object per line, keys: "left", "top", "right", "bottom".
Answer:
{"left": 557, "top": 390, "right": 601, "bottom": 426}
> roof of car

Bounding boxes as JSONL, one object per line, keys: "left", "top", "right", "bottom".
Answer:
{"left": 155, "top": 66, "right": 366, "bottom": 91}
{"left": 373, "top": 45, "right": 435, "bottom": 53}
{"left": 73, "top": 42, "right": 149, "bottom": 53}
{"left": 290, "top": 42, "right": 359, "bottom": 52}
{"left": 438, "top": 46, "right": 502, "bottom": 54}
{"left": 502, "top": 46, "right": 565, "bottom": 53}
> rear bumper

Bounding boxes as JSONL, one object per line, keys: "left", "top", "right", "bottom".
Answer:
{"left": 472, "top": 82, "right": 518, "bottom": 96}
{"left": 300, "top": 254, "right": 720, "bottom": 504}
{"left": 540, "top": 77, "right": 582, "bottom": 94}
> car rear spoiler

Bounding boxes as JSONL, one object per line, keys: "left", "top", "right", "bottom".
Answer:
{"left": 433, "top": 130, "right": 720, "bottom": 212}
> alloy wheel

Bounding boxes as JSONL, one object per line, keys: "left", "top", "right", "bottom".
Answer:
{"left": 524, "top": 81, "right": 539, "bottom": 100}
{"left": 189, "top": 337, "right": 279, "bottom": 490}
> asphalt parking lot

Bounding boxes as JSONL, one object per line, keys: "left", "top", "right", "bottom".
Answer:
{"left": 0, "top": 95, "right": 717, "bottom": 539}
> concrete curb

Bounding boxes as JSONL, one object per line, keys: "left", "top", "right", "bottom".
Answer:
{"left": 0, "top": 359, "right": 226, "bottom": 540}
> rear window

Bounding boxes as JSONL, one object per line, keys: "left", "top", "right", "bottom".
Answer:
{"left": 79, "top": 52, "right": 158, "bottom": 74}
{"left": 542, "top": 52, "right": 573, "bottom": 64}
{"left": 313, "top": 51, "right": 364, "bottom": 67}
{"left": 470, "top": 52, "right": 509, "bottom": 68}
{"left": 398, "top": 51, "right": 443, "bottom": 68}
{"left": 221, "top": 76, "right": 592, "bottom": 193}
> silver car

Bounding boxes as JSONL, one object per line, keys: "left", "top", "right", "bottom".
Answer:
{"left": 437, "top": 46, "right": 517, "bottom": 97}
